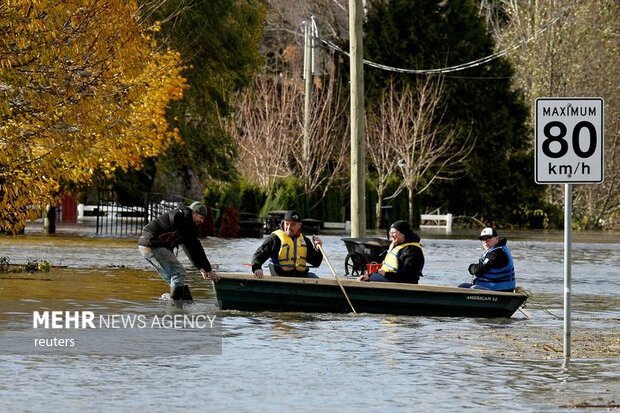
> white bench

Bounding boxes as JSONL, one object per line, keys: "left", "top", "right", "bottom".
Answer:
{"left": 77, "top": 204, "right": 102, "bottom": 219}
{"left": 77, "top": 204, "right": 143, "bottom": 219}
{"left": 323, "top": 221, "right": 351, "bottom": 231}
{"left": 420, "top": 213, "right": 453, "bottom": 232}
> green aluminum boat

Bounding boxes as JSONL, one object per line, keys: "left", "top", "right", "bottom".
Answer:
{"left": 212, "top": 273, "right": 528, "bottom": 318}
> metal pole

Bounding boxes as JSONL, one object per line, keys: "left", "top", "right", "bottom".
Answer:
{"left": 311, "top": 16, "right": 317, "bottom": 74}
{"left": 303, "top": 21, "right": 312, "bottom": 165}
{"left": 563, "top": 183, "right": 572, "bottom": 360}
{"left": 349, "top": 0, "right": 366, "bottom": 238}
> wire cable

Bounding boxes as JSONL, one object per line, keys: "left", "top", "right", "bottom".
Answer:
{"left": 316, "top": 3, "right": 571, "bottom": 75}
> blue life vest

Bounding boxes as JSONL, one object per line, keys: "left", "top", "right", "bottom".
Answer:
{"left": 474, "top": 245, "right": 516, "bottom": 291}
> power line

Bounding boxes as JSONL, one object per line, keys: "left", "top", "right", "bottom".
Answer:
{"left": 316, "top": 5, "right": 570, "bottom": 75}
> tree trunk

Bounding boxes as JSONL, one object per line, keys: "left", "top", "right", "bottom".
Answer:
{"left": 375, "top": 199, "right": 382, "bottom": 230}
{"left": 408, "top": 186, "right": 414, "bottom": 226}
{"left": 44, "top": 205, "right": 56, "bottom": 234}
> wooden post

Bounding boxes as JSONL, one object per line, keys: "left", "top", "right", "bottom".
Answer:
{"left": 349, "top": 0, "right": 366, "bottom": 238}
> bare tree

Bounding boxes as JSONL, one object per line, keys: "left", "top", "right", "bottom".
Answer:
{"left": 229, "top": 63, "right": 349, "bottom": 204}
{"left": 486, "top": 0, "right": 619, "bottom": 229}
{"left": 367, "top": 77, "right": 475, "bottom": 226}
{"left": 290, "top": 68, "right": 350, "bottom": 200}
{"left": 228, "top": 75, "right": 298, "bottom": 189}
{"left": 366, "top": 86, "right": 403, "bottom": 229}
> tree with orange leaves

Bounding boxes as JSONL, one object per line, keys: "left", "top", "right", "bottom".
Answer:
{"left": 0, "top": 0, "right": 187, "bottom": 233}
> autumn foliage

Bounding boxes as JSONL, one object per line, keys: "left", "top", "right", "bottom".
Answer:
{"left": 0, "top": 0, "right": 187, "bottom": 233}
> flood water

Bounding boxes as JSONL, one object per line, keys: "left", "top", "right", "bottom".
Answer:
{"left": 0, "top": 226, "right": 618, "bottom": 412}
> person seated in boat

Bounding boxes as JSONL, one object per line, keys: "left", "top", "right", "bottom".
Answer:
{"left": 138, "top": 201, "right": 220, "bottom": 304}
{"left": 251, "top": 210, "right": 323, "bottom": 278}
{"left": 357, "top": 220, "right": 424, "bottom": 284}
{"left": 459, "top": 227, "right": 516, "bottom": 292}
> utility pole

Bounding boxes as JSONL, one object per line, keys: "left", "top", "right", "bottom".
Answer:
{"left": 349, "top": 0, "right": 366, "bottom": 237}
{"left": 303, "top": 19, "right": 313, "bottom": 165}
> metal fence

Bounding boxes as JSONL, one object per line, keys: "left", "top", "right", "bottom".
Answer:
{"left": 93, "top": 191, "right": 190, "bottom": 236}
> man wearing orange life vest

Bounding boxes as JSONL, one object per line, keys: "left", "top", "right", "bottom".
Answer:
{"left": 251, "top": 210, "right": 323, "bottom": 278}
{"left": 357, "top": 220, "right": 425, "bottom": 284}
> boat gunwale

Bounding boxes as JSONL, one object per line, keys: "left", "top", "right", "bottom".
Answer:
{"left": 216, "top": 272, "right": 527, "bottom": 298}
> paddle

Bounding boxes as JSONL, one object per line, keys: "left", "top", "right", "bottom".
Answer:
{"left": 315, "top": 241, "right": 357, "bottom": 314}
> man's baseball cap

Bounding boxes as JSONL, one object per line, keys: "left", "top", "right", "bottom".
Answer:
{"left": 283, "top": 210, "right": 301, "bottom": 222}
{"left": 479, "top": 227, "right": 498, "bottom": 240}
{"left": 189, "top": 201, "right": 208, "bottom": 217}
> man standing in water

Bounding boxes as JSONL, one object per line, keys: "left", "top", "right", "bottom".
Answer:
{"left": 138, "top": 201, "right": 219, "bottom": 303}
{"left": 459, "top": 227, "right": 516, "bottom": 292}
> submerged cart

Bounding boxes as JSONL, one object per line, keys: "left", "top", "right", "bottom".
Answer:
{"left": 341, "top": 237, "right": 390, "bottom": 277}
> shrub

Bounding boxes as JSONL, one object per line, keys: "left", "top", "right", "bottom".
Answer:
{"left": 219, "top": 207, "right": 240, "bottom": 238}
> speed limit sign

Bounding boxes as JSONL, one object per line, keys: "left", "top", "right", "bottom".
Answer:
{"left": 535, "top": 98, "right": 604, "bottom": 184}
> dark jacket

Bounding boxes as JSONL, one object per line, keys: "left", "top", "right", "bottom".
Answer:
{"left": 251, "top": 232, "right": 323, "bottom": 277}
{"left": 468, "top": 238, "right": 510, "bottom": 276}
{"left": 383, "top": 231, "right": 424, "bottom": 284}
{"left": 138, "top": 206, "right": 212, "bottom": 272}
{"left": 468, "top": 238, "right": 515, "bottom": 291}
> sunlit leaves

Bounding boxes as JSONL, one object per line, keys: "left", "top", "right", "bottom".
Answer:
{"left": 0, "top": 0, "right": 187, "bottom": 233}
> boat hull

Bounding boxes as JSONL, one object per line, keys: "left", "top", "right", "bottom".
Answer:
{"left": 213, "top": 273, "right": 527, "bottom": 318}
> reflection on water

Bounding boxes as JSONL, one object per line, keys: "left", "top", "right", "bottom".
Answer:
{"left": 2, "top": 308, "right": 617, "bottom": 412}
{"left": 0, "top": 231, "right": 618, "bottom": 411}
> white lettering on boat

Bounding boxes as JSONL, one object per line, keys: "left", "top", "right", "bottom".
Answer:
{"left": 465, "top": 295, "right": 498, "bottom": 302}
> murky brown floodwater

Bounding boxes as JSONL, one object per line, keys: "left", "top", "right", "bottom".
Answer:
{"left": 0, "top": 226, "right": 618, "bottom": 411}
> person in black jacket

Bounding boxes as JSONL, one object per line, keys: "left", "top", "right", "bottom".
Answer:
{"left": 357, "top": 220, "right": 424, "bottom": 284}
{"left": 138, "top": 201, "right": 219, "bottom": 302}
{"left": 251, "top": 210, "right": 323, "bottom": 278}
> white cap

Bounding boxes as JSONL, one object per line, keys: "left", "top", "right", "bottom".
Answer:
{"left": 479, "top": 227, "right": 498, "bottom": 240}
